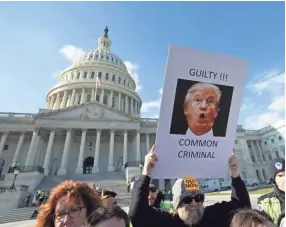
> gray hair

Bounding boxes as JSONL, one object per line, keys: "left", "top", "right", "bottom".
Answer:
{"left": 184, "top": 82, "right": 222, "bottom": 106}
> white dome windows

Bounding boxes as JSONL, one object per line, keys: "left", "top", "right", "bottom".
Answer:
{"left": 105, "top": 73, "right": 109, "bottom": 81}
{"left": 112, "top": 75, "right": 115, "bottom": 82}
{"left": 91, "top": 72, "right": 95, "bottom": 79}
{"left": 83, "top": 72, "right": 88, "bottom": 79}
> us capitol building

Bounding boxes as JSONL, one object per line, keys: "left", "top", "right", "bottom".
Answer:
{"left": 0, "top": 27, "right": 284, "bottom": 192}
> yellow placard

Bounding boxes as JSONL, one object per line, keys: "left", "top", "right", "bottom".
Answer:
{"left": 183, "top": 177, "right": 200, "bottom": 191}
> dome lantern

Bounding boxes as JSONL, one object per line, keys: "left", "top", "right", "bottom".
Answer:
{"left": 97, "top": 26, "right": 112, "bottom": 51}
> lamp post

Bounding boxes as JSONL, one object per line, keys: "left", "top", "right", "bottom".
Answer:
{"left": 9, "top": 168, "right": 20, "bottom": 190}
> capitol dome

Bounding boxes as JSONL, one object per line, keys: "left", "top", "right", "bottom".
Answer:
{"left": 45, "top": 26, "right": 142, "bottom": 118}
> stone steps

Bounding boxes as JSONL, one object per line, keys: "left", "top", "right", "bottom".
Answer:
{"left": 35, "top": 172, "right": 129, "bottom": 196}
{"left": 0, "top": 207, "right": 35, "bottom": 224}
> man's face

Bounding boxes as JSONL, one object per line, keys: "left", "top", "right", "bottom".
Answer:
{"left": 102, "top": 197, "right": 117, "bottom": 208}
{"left": 184, "top": 89, "right": 219, "bottom": 135}
{"left": 148, "top": 187, "right": 159, "bottom": 206}
{"left": 275, "top": 171, "right": 285, "bottom": 191}
{"left": 177, "top": 196, "right": 204, "bottom": 225}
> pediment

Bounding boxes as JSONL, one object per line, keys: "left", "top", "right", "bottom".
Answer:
{"left": 35, "top": 102, "right": 135, "bottom": 122}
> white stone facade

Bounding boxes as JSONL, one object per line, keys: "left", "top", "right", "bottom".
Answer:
{"left": 0, "top": 29, "right": 284, "bottom": 190}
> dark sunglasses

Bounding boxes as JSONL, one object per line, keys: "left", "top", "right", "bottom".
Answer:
{"left": 149, "top": 187, "right": 157, "bottom": 193}
{"left": 182, "top": 194, "right": 204, "bottom": 204}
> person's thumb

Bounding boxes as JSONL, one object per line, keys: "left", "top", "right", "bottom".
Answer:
{"left": 149, "top": 144, "right": 155, "bottom": 154}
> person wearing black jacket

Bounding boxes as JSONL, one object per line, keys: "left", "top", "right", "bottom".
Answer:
{"left": 128, "top": 145, "right": 251, "bottom": 227}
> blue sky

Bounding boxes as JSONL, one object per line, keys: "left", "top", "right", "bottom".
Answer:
{"left": 0, "top": 1, "right": 284, "bottom": 130}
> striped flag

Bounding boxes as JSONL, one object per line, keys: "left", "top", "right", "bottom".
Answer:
{"left": 97, "top": 73, "right": 102, "bottom": 85}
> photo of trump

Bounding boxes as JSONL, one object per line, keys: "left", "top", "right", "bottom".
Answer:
{"left": 184, "top": 83, "right": 221, "bottom": 136}
{"left": 170, "top": 79, "right": 233, "bottom": 137}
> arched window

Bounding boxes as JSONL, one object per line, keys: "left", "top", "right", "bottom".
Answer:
{"left": 124, "top": 79, "right": 126, "bottom": 85}
{"left": 91, "top": 72, "right": 95, "bottom": 79}
{"left": 112, "top": 75, "right": 115, "bottom": 82}
{"left": 83, "top": 72, "right": 87, "bottom": 79}
{"left": 77, "top": 72, "right": 80, "bottom": 79}
{"left": 118, "top": 77, "right": 121, "bottom": 84}
{"left": 106, "top": 73, "right": 109, "bottom": 80}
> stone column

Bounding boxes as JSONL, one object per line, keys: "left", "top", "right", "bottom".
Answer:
{"left": 91, "top": 89, "right": 95, "bottom": 102}
{"left": 108, "top": 130, "right": 115, "bottom": 172}
{"left": 60, "top": 91, "right": 68, "bottom": 108}
{"left": 12, "top": 132, "right": 25, "bottom": 163}
{"left": 75, "top": 129, "right": 87, "bottom": 174}
{"left": 66, "top": 95, "right": 71, "bottom": 107}
{"left": 70, "top": 89, "right": 76, "bottom": 107}
{"left": 31, "top": 135, "right": 41, "bottom": 165}
{"left": 49, "top": 95, "right": 55, "bottom": 109}
{"left": 130, "top": 99, "right": 134, "bottom": 114}
{"left": 118, "top": 93, "right": 121, "bottom": 110}
{"left": 54, "top": 93, "right": 61, "bottom": 109}
{"left": 256, "top": 141, "right": 265, "bottom": 163}
{"left": 251, "top": 140, "right": 260, "bottom": 163}
{"left": 92, "top": 129, "right": 101, "bottom": 173}
{"left": 100, "top": 89, "right": 104, "bottom": 104}
{"left": 0, "top": 131, "right": 8, "bottom": 157}
{"left": 145, "top": 133, "right": 150, "bottom": 154}
{"left": 74, "top": 93, "right": 79, "bottom": 105}
{"left": 125, "top": 95, "right": 129, "bottom": 113}
{"left": 43, "top": 130, "right": 56, "bottom": 175}
{"left": 25, "top": 130, "right": 39, "bottom": 166}
{"left": 122, "top": 130, "right": 128, "bottom": 170}
{"left": 80, "top": 88, "right": 86, "bottom": 104}
{"left": 109, "top": 91, "right": 113, "bottom": 107}
{"left": 58, "top": 130, "right": 72, "bottom": 175}
{"left": 136, "top": 131, "right": 141, "bottom": 161}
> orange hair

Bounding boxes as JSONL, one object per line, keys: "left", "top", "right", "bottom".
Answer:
{"left": 36, "top": 180, "right": 102, "bottom": 227}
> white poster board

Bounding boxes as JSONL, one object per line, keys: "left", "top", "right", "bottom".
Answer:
{"left": 152, "top": 45, "right": 247, "bottom": 179}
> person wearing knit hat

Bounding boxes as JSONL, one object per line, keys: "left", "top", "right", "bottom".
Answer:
{"left": 171, "top": 177, "right": 205, "bottom": 225}
{"left": 128, "top": 145, "right": 251, "bottom": 227}
{"left": 257, "top": 157, "right": 285, "bottom": 226}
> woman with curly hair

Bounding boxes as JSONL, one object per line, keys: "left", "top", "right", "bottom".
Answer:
{"left": 36, "top": 180, "right": 102, "bottom": 227}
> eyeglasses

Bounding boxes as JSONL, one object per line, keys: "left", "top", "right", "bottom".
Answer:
{"left": 53, "top": 207, "right": 85, "bottom": 221}
{"left": 182, "top": 195, "right": 204, "bottom": 204}
{"left": 149, "top": 187, "right": 157, "bottom": 193}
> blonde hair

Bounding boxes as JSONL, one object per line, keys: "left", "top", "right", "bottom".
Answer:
{"left": 184, "top": 82, "right": 222, "bottom": 106}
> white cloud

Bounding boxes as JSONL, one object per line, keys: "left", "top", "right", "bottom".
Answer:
{"left": 244, "top": 112, "right": 284, "bottom": 130}
{"left": 268, "top": 95, "right": 285, "bottom": 111}
{"left": 141, "top": 88, "right": 162, "bottom": 118}
{"left": 247, "top": 71, "right": 285, "bottom": 96}
{"left": 52, "top": 70, "right": 63, "bottom": 79}
{"left": 124, "top": 61, "right": 142, "bottom": 92}
{"left": 59, "top": 45, "right": 85, "bottom": 63}
{"left": 242, "top": 70, "right": 285, "bottom": 129}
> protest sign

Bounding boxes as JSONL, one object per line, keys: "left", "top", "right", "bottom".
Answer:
{"left": 152, "top": 45, "right": 247, "bottom": 179}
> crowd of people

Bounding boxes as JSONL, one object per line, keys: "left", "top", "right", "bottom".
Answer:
{"left": 30, "top": 145, "right": 284, "bottom": 227}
